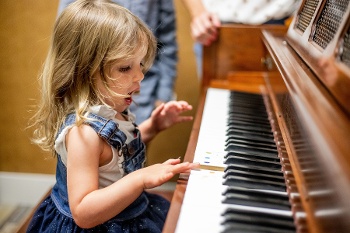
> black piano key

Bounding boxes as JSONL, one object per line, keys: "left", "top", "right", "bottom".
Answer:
{"left": 230, "top": 91, "right": 262, "bottom": 98}
{"left": 223, "top": 167, "right": 285, "bottom": 184}
{"left": 222, "top": 223, "right": 294, "bottom": 233}
{"left": 225, "top": 137, "right": 277, "bottom": 150}
{"left": 226, "top": 128, "right": 275, "bottom": 142}
{"left": 227, "top": 114, "right": 269, "bottom": 126}
{"left": 227, "top": 107, "right": 268, "bottom": 117}
{"left": 229, "top": 95, "right": 264, "bottom": 103}
{"left": 222, "top": 214, "right": 295, "bottom": 233}
{"left": 226, "top": 125, "right": 274, "bottom": 140}
{"left": 227, "top": 114, "right": 267, "bottom": 122}
{"left": 224, "top": 164, "right": 284, "bottom": 177}
{"left": 226, "top": 124, "right": 272, "bottom": 135}
{"left": 224, "top": 148, "right": 280, "bottom": 163}
{"left": 224, "top": 153, "right": 282, "bottom": 170}
{"left": 223, "top": 174, "right": 286, "bottom": 192}
{"left": 227, "top": 119, "right": 272, "bottom": 131}
{"left": 228, "top": 102, "right": 267, "bottom": 109}
{"left": 222, "top": 187, "right": 291, "bottom": 210}
{"left": 230, "top": 93, "right": 265, "bottom": 102}
{"left": 222, "top": 193, "right": 290, "bottom": 211}
{"left": 224, "top": 151, "right": 279, "bottom": 163}
{"left": 223, "top": 185, "right": 290, "bottom": 200}
{"left": 230, "top": 94, "right": 265, "bottom": 103}
{"left": 230, "top": 95, "right": 264, "bottom": 102}
{"left": 228, "top": 114, "right": 270, "bottom": 125}
{"left": 226, "top": 134, "right": 275, "bottom": 145}
{"left": 225, "top": 140, "right": 278, "bottom": 156}
{"left": 223, "top": 207, "right": 295, "bottom": 224}
{"left": 229, "top": 102, "right": 266, "bottom": 110}
{"left": 221, "top": 208, "right": 295, "bottom": 233}
{"left": 229, "top": 106, "right": 268, "bottom": 116}
{"left": 226, "top": 143, "right": 278, "bottom": 156}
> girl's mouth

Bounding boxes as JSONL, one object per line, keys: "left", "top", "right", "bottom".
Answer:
{"left": 125, "top": 92, "right": 133, "bottom": 105}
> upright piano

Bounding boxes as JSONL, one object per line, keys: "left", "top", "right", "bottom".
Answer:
{"left": 163, "top": 0, "right": 350, "bottom": 232}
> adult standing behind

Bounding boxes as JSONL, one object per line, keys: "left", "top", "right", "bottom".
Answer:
{"left": 58, "top": 0, "right": 178, "bottom": 125}
{"left": 181, "top": 0, "right": 301, "bottom": 78}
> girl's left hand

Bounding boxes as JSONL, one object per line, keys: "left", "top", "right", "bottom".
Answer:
{"left": 151, "top": 100, "right": 193, "bottom": 132}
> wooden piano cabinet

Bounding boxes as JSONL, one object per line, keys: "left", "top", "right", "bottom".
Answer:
{"left": 202, "top": 24, "right": 287, "bottom": 90}
{"left": 262, "top": 28, "right": 350, "bottom": 233}
{"left": 209, "top": 71, "right": 285, "bottom": 94}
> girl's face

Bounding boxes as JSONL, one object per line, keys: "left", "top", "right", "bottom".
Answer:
{"left": 96, "top": 49, "right": 146, "bottom": 114}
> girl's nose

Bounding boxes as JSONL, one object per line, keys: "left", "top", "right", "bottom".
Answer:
{"left": 134, "top": 67, "right": 144, "bottom": 83}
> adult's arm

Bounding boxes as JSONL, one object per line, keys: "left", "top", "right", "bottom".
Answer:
{"left": 181, "top": 0, "right": 221, "bottom": 45}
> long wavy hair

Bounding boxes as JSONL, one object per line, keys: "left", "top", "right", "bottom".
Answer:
{"left": 29, "top": 0, "right": 157, "bottom": 154}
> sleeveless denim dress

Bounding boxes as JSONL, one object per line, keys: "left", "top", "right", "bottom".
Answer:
{"left": 27, "top": 113, "right": 170, "bottom": 233}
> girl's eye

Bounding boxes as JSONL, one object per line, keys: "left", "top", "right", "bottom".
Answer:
{"left": 119, "top": 66, "right": 131, "bottom": 72}
{"left": 140, "top": 63, "right": 145, "bottom": 73}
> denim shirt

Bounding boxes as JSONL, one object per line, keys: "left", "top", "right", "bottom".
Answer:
{"left": 50, "top": 113, "right": 149, "bottom": 221}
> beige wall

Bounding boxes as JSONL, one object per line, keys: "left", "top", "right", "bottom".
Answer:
{"left": 0, "top": 0, "right": 199, "bottom": 175}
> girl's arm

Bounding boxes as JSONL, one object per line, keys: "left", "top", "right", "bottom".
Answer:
{"left": 138, "top": 100, "right": 193, "bottom": 143}
{"left": 66, "top": 124, "right": 198, "bottom": 228}
{"left": 66, "top": 125, "right": 144, "bottom": 228}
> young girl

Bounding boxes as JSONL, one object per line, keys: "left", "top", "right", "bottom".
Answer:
{"left": 27, "top": 0, "right": 199, "bottom": 232}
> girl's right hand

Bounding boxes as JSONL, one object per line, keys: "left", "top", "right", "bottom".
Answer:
{"left": 140, "top": 158, "right": 200, "bottom": 190}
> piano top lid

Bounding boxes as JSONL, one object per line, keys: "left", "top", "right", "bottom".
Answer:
{"left": 286, "top": 0, "right": 350, "bottom": 115}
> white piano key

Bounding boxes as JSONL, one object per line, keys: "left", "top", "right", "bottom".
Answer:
{"left": 193, "top": 88, "right": 230, "bottom": 168}
{"left": 175, "top": 170, "right": 293, "bottom": 233}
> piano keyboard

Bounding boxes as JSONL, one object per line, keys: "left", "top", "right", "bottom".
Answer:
{"left": 192, "top": 88, "right": 229, "bottom": 169}
{"left": 175, "top": 88, "right": 296, "bottom": 233}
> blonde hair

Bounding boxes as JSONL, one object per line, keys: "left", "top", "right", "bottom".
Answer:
{"left": 30, "top": 0, "right": 157, "bottom": 154}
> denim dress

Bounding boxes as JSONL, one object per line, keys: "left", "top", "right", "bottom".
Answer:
{"left": 27, "top": 112, "right": 170, "bottom": 233}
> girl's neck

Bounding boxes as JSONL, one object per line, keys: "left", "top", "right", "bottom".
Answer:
{"left": 115, "top": 110, "right": 129, "bottom": 121}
